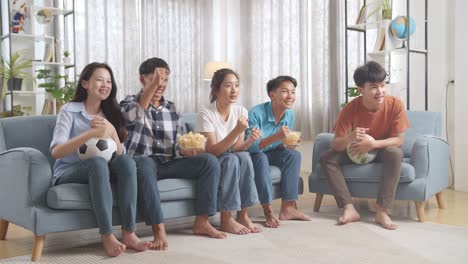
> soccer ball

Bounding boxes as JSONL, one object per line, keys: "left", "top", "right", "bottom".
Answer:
{"left": 346, "top": 147, "right": 378, "bottom": 164}
{"left": 78, "top": 138, "right": 117, "bottom": 162}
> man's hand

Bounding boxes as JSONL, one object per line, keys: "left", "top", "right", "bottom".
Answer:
{"left": 348, "top": 134, "right": 375, "bottom": 156}
{"left": 246, "top": 127, "right": 262, "bottom": 145}
{"left": 275, "top": 126, "right": 290, "bottom": 141}
{"left": 179, "top": 147, "right": 204, "bottom": 157}
{"left": 147, "top": 67, "right": 168, "bottom": 89}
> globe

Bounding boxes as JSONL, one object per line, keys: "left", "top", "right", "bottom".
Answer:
{"left": 390, "top": 16, "right": 416, "bottom": 40}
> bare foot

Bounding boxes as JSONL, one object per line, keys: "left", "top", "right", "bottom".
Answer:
{"left": 220, "top": 212, "right": 250, "bottom": 235}
{"left": 192, "top": 215, "right": 227, "bottom": 239}
{"left": 236, "top": 210, "right": 262, "bottom": 233}
{"left": 262, "top": 205, "right": 280, "bottom": 228}
{"left": 375, "top": 207, "right": 397, "bottom": 230}
{"left": 338, "top": 204, "right": 361, "bottom": 225}
{"left": 121, "top": 230, "right": 150, "bottom": 251}
{"left": 101, "top": 234, "right": 126, "bottom": 257}
{"left": 279, "top": 201, "right": 311, "bottom": 221}
{"left": 149, "top": 223, "right": 169, "bottom": 250}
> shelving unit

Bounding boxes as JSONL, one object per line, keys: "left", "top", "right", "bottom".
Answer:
{"left": 0, "top": 0, "right": 75, "bottom": 115}
{"left": 344, "top": 0, "right": 428, "bottom": 110}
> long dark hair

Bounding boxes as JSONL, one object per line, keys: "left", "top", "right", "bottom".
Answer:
{"left": 210, "top": 68, "right": 239, "bottom": 103}
{"left": 72, "top": 62, "right": 127, "bottom": 142}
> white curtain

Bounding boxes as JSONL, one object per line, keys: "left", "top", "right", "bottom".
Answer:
{"left": 74, "top": 0, "right": 341, "bottom": 139}
{"left": 75, "top": 0, "right": 209, "bottom": 113}
{"left": 238, "top": 0, "right": 340, "bottom": 139}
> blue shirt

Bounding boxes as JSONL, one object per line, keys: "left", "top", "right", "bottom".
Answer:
{"left": 245, "top": 102, "right": 295, "bottom": 153}
{"left": 50, "top": 102, "right": 98, "bottom": 184}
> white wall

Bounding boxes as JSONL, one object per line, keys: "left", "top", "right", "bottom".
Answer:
{"left": 453, "top": 0, "right": 468, "bottom": 192}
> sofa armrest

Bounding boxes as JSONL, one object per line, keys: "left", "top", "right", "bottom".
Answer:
{"left": 312, "top": 133, "right": 334, "bottom": 170}
{"left": 410, "top": 136, "right": 449, "bottom": 194}
{"left": 0, "top": 148, "right": 53, "bottom": 210}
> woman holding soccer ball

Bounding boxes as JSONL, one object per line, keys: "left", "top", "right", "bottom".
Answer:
{"left": 50, "top": 63, "right": 154, "bottom": 257}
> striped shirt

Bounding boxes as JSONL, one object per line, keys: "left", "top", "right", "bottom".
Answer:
{"left": 120, "top": 92, "right": 181, "bottom": 162}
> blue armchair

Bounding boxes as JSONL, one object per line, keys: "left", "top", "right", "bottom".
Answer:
{"left": 309, "top": 111, "right": 449, "bottom": 222}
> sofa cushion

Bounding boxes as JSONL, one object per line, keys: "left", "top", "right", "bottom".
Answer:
{"left": 270, "top": 165, "right": 281, "bottom": 184}
{"left": 47, "top": 178, "right": 197, "bottom": 210}
{"left": 47, "top": 165, "right": 283, "bottom": 210}
{"left": 317, "top": 162, "right": 415, "bottom": 183}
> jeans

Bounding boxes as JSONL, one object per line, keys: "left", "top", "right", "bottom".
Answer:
{"left": 151, "top": 153, "right": 220, "bottom": 216}
{"left": 217, "top": 152, "right": 259, "bottom": 211}
{"left": 251, "top": 148, "right": 301, "bottom": 205}
{"left": 133, "top": 156, "right": 164, "bottom": 225}
{"left": 55, "top": 155, "right": 137, "bottom": 235}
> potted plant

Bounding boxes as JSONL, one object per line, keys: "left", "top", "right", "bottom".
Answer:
{"left": 35, "top": 69, "right": 75, "bottom": 112}
{"left": 63, "top": 50, "right": 72, "bottom": 64}
{"left": 0, "top": 52, "right": 33, "bottom": 97}
{"left": 367, "top": 0, "right": 392, "bottom": 20}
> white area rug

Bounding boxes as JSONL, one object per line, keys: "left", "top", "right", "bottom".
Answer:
{"left": 2, "top": 212, "right": 467, "bottom": 264}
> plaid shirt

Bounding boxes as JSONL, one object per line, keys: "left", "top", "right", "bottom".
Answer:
{"left": 120, "top": 91, "right": 182, "bottom": 162}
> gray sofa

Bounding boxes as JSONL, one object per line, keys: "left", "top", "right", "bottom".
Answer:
{"left": 0, "top": 113, "right": 303, "bottom": 261}
{"left": 309, "top": 111, "right": 449, "bottom": 222}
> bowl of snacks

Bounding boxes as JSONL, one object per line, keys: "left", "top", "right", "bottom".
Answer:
{"left": 178, "top": 131, "right": 206, "bottom": 152}
{"left": 282, "top": 131, "right": 301, "bottom": 149}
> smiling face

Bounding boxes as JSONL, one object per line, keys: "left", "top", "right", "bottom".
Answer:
{"left": 214, "top": 73, "right": 239, "bottom": 105}
{"left": 358, "top": 81, "right": 386, "bottom": 111}
{"left": 81, "top": 67, "right": 113, "bottom": 102}
{"left": 269, "top": 80, "right": 296, "bottom": 110}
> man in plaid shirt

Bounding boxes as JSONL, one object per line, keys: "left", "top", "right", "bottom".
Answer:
{"left": 120, "top": 58, "right": 227, "bottom": 248}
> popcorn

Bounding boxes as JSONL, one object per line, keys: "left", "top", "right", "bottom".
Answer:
{"left": 283, "top": 131, "right": 301, "bottom": 146}
{"left": 179, "top": 132, "right": 206, "bottom": 150}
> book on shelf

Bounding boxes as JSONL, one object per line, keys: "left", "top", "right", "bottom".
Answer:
{"left": 373, "top": 27, "right": 386, "bottom": 52}
{"left": 355, "top": 5, "right": 367, "bottom": 24}
{"left": 42, "top": 42, "right": 55, "bottom": 62}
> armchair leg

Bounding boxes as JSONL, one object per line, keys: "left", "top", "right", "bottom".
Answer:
{"left": 31, "top": 235, "right": 45, "bottom": 262}
{"left": 415, "top": 201, "right": 425, "bottom": 222}
{"left": 314, "top": 193, "right": 324, "bottom": 212}
{"left": 435, "top": 192, "right": 445, "bottom": 209}
{"left": 0, "top": 219, "right": 8, "bottom": 240}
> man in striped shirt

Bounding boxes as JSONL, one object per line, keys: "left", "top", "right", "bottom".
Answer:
{"left": 120, "top": 58, "right": 227, "bottom": 248}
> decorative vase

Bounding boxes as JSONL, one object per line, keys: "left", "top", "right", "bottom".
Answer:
{"left": 382, "top": 9, "right": 392, "bottom": 20}
{"left": 63, "top": 56, "right": 72, "bottom": 65}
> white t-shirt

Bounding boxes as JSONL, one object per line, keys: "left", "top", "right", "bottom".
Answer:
{"left": 196, "top": 102, "right": 248, "bottom": 143}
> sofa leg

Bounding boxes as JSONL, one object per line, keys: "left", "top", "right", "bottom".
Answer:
{"left": 314, "top": 193, "right": 324, "bottom": 212}
{"left": 0, "top": 219, "right": 8, "bottom": 240}
{"left": 31, "top": 235, "right": 45, "bottom": 262}
{"left": 435, "top": 192, "right": 445, "bottom": 209}
{"left": 415, "top": 201, "right": 425, "bottom": 223}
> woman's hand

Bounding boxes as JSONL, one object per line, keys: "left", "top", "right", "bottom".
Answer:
{"left": 90, "top": 117, "right": 116, "bottom": 139}
{"left": 234, "top": 116, "right": 249, "bottom": 134}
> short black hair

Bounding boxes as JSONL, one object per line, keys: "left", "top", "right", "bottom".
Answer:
{"left": 139, "top": 57, "right": 171, "bottom": 75}
{"left": 353, "top": 61, "right": 387, "bottom": 87}
{"left": 266, "top": 75, "right": 297, "bottom": 94}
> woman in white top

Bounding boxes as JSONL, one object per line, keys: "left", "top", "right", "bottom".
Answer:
{"left": 197, "top": 68, "right": 262, "bottom": 234}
